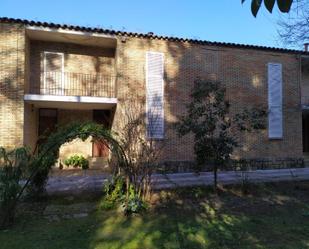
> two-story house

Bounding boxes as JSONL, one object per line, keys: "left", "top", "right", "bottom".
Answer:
{"left": 1, "top": 17, "right": 309, "bottom": 170}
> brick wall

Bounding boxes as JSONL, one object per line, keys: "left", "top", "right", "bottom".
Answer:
{"left": 0, "top": 23, "right": 25, "bottom": 149}
{"left": 301, "top": 66, "right": 309, "bottom": 105}
{"left": 0, "top": 22, "right": 304, "bottom": 167}
{"left": 113, "top": 37, "right": 303, "bottom": 163}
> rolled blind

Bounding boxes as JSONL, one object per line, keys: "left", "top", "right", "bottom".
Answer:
{"left": 146, "top": 52, "right": 164, "bottom": 139}
{"left": 268, "top": 63, "right": 283, "bottom": 139}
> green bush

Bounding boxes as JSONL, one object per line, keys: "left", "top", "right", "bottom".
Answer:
{"left": 64, "top": 155, "right": 89, "bottom": 170}
{"left": 124, "top": 196, "right": 147, "bottom": 214}
{"left": 100, "top": 175, "right": 147, "bottom": 214}
{"left": 0, "top": 147, "right": 30, "bottom": 229}
{"left": 122, "top": 184, "right": 147, "bottom": 214}
{"left": 99, "top": 175, "right": 126, "bottom": 210}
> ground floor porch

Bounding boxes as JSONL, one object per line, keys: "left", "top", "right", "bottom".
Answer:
{"left": 24, "top": 100, "right": 116, "bottom": 170}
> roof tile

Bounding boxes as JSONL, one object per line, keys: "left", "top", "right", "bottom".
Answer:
{"left": 0, "top": 17, "right": 307, "bottom": 55}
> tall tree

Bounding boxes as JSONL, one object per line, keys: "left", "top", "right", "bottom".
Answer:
{"left": 176, "top": 79, "right": 266, "bottom": 191}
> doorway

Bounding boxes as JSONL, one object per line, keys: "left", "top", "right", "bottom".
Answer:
{"left": 92, "top": 110, "right": 111, "bottom": 158}
{"left": 38, "top": 108, "right": 58, "bottom": 138}
{"left": 38, "top": 108, "right": 58, "bottom": 152}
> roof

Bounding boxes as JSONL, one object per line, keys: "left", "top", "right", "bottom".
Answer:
{"left": 1, "top": 17, "right": 308, "bottom": 55}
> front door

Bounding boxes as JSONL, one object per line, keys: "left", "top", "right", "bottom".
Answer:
{"left": 43, "top": 52, "right": 64, "bottom": 95}
{"left": 38, "top": 109, "right": 58, "bottom": 151}
{"left": 92, "top": 110, "right": 111, "bottom": 158}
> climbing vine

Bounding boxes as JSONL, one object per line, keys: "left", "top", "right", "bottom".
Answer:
{"left": 0, "top": 122, "right": 127, "bottom": 229}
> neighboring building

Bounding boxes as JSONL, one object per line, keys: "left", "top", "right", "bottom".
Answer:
{"left": 0, "top": 17, "right": 308, "bottom": 170}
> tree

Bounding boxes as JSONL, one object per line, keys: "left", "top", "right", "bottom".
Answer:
{"left": 175, "top": 79, "right": 266, "bottom": 191}
{"left": 117, "top": 97, "right": 165, "bottom": 202}
{"left": 277, "top": 0, "right": 309, "bottom": 47}
{"left": 242, "top": 0, "right": 293, "bottom": 17}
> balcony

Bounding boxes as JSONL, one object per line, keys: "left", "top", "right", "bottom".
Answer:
{"left": 25, "top": 72, "right": 117, "bottom": 109}
{"left": 29, "top": 71, "right": 116, "bottom": 98}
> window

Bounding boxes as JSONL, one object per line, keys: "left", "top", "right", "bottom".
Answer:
{"left": 42, "top": 52, "right": 64, "bottom": 95}
{"left": 146, "top": 52, "right": 164, "bottom": 139}
{"left": 268, "top": 63, "right": 283, "bottom": 139}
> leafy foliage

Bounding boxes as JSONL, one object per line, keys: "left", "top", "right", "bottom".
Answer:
{"left": 176, "top": 79, "right": 266, "bottom": 190}
{"left": 121, "top": 184, "right": 147, "bottom": 214}
{"left": 27, "top": 122, "right": 127, "bottom": 196}
{"left": 0, "top": 122, "right": 127, "bottom": 229}
{"left": 0, "top": 147, "right": 31, "bottom": 228}
{"left": 100, "top": 175, "right": 126, "bottom": 210}
{"left": 242, "top": 0, "right": 293, "bottom": 17}
{"left": 100, "top": 175, "right": 146, "bottom": 214}
{"left": 64, "top": 155, "right": 89, "bottom": 170}
{"left": 124, "top": 196, "right": 147, "bottom": 214}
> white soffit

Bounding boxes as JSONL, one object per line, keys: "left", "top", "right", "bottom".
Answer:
{"left": 26, "top": 26, "right": 117, "bottom": 48}
{"left": 24, "top": 94, "right": 117, "bottom": 110}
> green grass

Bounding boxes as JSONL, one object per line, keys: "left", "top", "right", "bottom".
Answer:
{"left": 1, "top": 181, "right": 309, "bottom": 249}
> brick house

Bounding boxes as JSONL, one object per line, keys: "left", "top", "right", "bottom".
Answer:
{"left": 0, "top": 17, "right": 309, "bottom": 170}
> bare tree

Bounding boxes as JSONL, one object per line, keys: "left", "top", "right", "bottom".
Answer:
{"left": 278, "top": 0, "right": 309, "bottom": 48}
{"left": 117, "top": 96, "right": 165, "bottom": 201}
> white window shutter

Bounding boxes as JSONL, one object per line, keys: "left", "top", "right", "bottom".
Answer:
{"left": 43, "top": 52, "right": 64, "bottom": 95}
{"left": 268, "top": 63, "right": 283, "bottom": 139}
{"left": 146, "top": 52, "right": 164, "bottom": 139}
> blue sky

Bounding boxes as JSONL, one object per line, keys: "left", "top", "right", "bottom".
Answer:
{"left": 0, "top": 0, "right": 292, "bottom": 49}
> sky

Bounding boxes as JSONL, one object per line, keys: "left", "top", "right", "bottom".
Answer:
{"left": 0, "top": 0, "right": 293, "bottom": 49}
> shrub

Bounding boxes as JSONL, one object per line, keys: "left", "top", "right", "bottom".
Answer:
{"left": 122, "top": 184, "right": 147, "bottom": 214}
{"left": 125, "top": 187, "right": 147, "bottom": 214}
{"left": 64, "top": 155, "right": 89, "bottom": 170}
{"left": 0, "top": 147, "right": 30, "bottom": 229}
{"left": 99, "top": 175, "right": 126, "bottom": 210}
{"left": 100, "top": 175, "right": 147, "bottom": 214}
{"left": 124, "top": 196, "right": 147, "bottom": 214}
{"left": 0, "top": 166, "right": 21, "bottom": 228}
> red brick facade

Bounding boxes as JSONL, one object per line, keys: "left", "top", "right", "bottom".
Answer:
{"left": 0, "top": 20, "right": 305, "bottom": 169}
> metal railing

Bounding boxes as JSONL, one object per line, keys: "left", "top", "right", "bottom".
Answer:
{"left": 29, "top": 71, "right": 116, "bottom": 98}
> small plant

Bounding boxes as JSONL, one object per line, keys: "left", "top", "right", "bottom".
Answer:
{"left": 124, "top": 196, "right": 147, "bottom": 214}
{"left": 64, "top": 155, "right": 89, "bottom": 170}
{"left": 122, "top": 185, "right": 147, "bottom": 214}
{"left": 99, "top": 175, "right": 126, "bottom": 210}
{"left": 100, "top": 175, "right": 147, "bottom": 214}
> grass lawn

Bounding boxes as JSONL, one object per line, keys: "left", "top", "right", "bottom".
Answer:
{"left": 1, "top": 181, "right": 309, "bottom": 249}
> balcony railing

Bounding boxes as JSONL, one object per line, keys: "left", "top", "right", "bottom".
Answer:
{"left": 29, "top": 71, "right": 116, "bottom": 98}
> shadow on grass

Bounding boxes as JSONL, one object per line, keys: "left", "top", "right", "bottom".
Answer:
{"left": 87, "top": 181, "right": 309, "bottom": 249}
{"left": 1, "top": 181, "right": 309, "bottom": 249}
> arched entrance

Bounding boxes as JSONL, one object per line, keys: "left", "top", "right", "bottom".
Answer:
{"left": 26, "top": 122, "right": 127, "bottom": 196}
